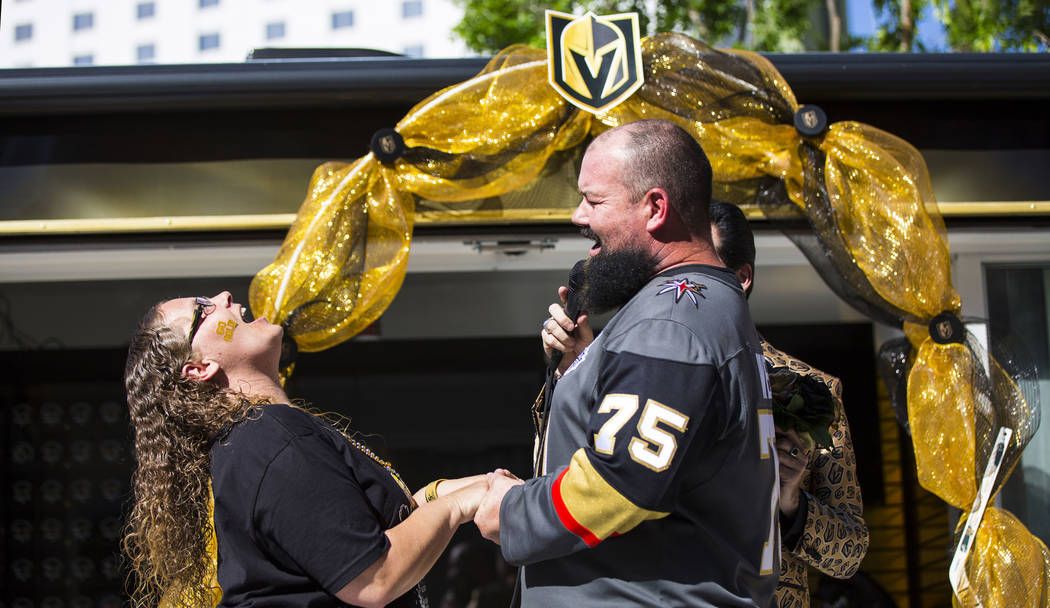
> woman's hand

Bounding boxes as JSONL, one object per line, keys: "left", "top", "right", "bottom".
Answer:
{"left": 337, "top": 469, "right": 520, "bottom": 607}
{"left": 541, "top": 286, "right": 595, "bottom": 375}
{"left": 445, "top": 479, "right": 489, "bottom": 525}
{"left": 413, "top": 470, "right": 520, "bottom": 525}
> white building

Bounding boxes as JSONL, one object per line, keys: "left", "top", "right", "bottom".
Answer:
{"left": 0, "top": 0, "right": 470, "bottom": 68}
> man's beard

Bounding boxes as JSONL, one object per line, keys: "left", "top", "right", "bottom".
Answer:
{"left": 581, "top": 246, "right": 659, "bottom": 314}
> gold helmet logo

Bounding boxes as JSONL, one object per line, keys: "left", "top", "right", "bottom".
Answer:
{"left": 546, "top": 10, "right": 644, "bottom": 114}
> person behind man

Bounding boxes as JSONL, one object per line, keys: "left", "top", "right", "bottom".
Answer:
{"left": 473, "top": 119, "right": 780, "bottom": 606}
{"left": 709, "top": 201, "right": 869, "bottom": 608}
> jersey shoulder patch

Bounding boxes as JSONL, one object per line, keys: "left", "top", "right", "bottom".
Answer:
{"left": 655, "top": 278, "right": 707, "bottom": 308}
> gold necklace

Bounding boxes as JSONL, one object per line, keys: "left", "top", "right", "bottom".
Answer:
{"left": 345, "top": 434, "right": 414, "bottom": 502}
{"left": 287, "top": 404, "right": 416, "bottom": 505}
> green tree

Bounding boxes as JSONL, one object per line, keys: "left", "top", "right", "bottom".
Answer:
{"left": 869, "top": 0, "right": 930, "bottom": 50}
{"left": 869, "top": 0, "right": 1048, "bottom": 51}
{"left": 452, "top": 0, "right": 845, "bottom": 54}
{"left": 933, "top": 0, "right": 1049, "bottom": 50}
{"left": 452, "top": 0, "right": 572, "bottom": 52}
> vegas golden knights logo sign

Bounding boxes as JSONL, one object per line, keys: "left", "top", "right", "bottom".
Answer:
{"left": 546, "top": 10, "right": 644, "bottom": 114}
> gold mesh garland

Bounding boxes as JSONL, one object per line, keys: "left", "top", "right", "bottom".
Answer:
{"left": 955, "top": 507, "right": 1050, "bottom": 607}
{"left": 249, "top": 157, "right": 412, "bottom": 352}
{"left": 820, "top": 122, "right": 957, "bottom": 321}
{"left": 906, "top": 329, "right": 1044, "bottom": 607}
{"left": 907, "top": 340, "right": 978, "bottom": 508}
{"left": 398, "top": 45, "right": 591, "bottom": 202}
{"left": 249, "top": 31, "right": 1045, "bottom": 605}
{"left": 250, "top": 45, "right": 591, "bottom": 352}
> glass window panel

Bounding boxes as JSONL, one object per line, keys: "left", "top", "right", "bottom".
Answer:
{"left": 136, "top": 44, "right": 155, "bottom": 63}
{"left": 266, "top": 22, "right": 285, "bottom": 40}
{"left": 403, "top": 0, "right": 423, "bottom": 18}
{"left": 987, "top": 263, "right": 1050, "bottom": 549}
{"left": 199, "top": 33, "right": 221, "bottom": 51}
{"left": 73, "top": 12, "right": 94, "bottom": 32}
{"left": 15, "top": 23, "right": 33, "bottom": 42}
{"left": 332, "top": 10, "right": 354, "bottom": 29}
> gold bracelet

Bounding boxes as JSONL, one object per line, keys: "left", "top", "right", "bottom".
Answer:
{"left": 424, "top": 479, "right": 446, "bottom": 503}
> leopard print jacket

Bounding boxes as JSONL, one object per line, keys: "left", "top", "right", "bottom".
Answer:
{"left": 763, "top": 341, "right": 870, "bottom": 608}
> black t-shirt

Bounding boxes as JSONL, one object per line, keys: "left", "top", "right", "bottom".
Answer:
{"left": 210, "top": 404, "right": 425, "bottom": 607}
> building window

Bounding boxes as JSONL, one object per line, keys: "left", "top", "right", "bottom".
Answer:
{"left": 73, "top": 12, "right": 94, "bottom": 31}
{"left": 14, "top": 23, "right": 33, "bottom": 42}
{"left": 137, "top": 2, "right": 155, "bottom": 19}
{"left": 331, "top": 10, "right": 354, "bottom": 29}
{"left": 199, "top": 32, "right": 220, "bottom": 51}
{"left": 402, "top": 44, "right": 424, "bottom": 58}
{"left": 73, "top": 54, "right": 94, "bottom": 66}
{"left": 265, "top": 22, "right": 285, "bottom": 40}
{"left": 199, "top": 0, "right": 219, "bottom": 8}
{"left": 402, "top": 0, "right": 423, "bottom": 18}
{"left": 137, "top": 43, "right": 155, "bottom": 63}
{"left": 987, "top": 263, "right": 1050, "bottom": 547}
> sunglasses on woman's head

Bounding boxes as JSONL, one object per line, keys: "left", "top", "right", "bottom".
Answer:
{"left": 187, "top": 297, "right": 216, "bottom": 344}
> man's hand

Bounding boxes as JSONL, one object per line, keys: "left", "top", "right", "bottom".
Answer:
{"left": 474, "top": 471, "right": 524, "bottom": 544}
{"left": 541, "top": 286, "right": 595, "bottom": 375}
{"left": 775, "top": 427, "right": 811, "bottom": 519}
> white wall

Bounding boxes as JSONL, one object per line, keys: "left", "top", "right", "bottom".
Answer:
{"left": 0, "top": 0, "right": 470, "bottom": 68}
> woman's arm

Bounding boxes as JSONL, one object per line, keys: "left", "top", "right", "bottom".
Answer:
{"left": 411, "top": 474, "right": 488, "bottom": 506}
{"left": 336, "top": 480, "right": 487, "bottom": 608}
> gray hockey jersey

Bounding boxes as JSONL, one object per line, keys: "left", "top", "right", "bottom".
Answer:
{"left": 500, "top": 264, "right": 779, "bottom": 607}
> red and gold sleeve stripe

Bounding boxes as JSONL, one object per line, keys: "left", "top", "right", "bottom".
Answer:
{"left": 551, "top": 449, "right": 669, "bottom": 546}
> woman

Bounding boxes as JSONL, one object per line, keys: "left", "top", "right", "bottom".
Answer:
{"left": 123, "top": 291, "right": 493, "bottom": 607}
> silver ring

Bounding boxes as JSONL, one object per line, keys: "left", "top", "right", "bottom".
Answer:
{"left": 541, "top": 319, "right": 551, "bottom": 332}
{"left": 789, "top": 447, "right": 800, "bottom": 458}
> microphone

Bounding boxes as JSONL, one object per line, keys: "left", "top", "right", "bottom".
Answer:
{"left": 549, "top": 259, "right": 587, "bottom": 371}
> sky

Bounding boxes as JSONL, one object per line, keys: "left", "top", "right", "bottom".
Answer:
{"left": 847, "top": 0, "right": 949, "bottom": 50}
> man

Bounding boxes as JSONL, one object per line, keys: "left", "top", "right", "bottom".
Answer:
{"left": 709, "top": 202, "right": 869, "bottom": 608}
{"left": 474, "top": 119, "right": 780, "bottom": 607}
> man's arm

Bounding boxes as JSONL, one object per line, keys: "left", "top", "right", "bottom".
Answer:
{"left": 482, "top": 344, "right": 722, "bottom": 565}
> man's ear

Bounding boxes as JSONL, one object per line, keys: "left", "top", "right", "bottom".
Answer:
{"left": 182, "top": 359, "right": 221, "bottom": 383}
{"left": 736, "top": 263, "right": 754, "bottom": 294}
{"left": 644, "top": 187, "right": 672, "bottom": 233}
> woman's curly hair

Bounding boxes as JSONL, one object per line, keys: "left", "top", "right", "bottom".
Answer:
{"left": 121, "top": 302, "right": 264, "bottom": 607}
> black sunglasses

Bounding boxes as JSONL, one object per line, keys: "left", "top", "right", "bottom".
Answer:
{"left": 187, "top": 297, "right": 216, "bottom": 344}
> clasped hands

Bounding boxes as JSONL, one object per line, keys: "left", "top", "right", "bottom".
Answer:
{"left": 435, "top": 469, "right": 522, "bottom": 543}
{"left": 472, "top": 469, "right": 523, "bottom": 544}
